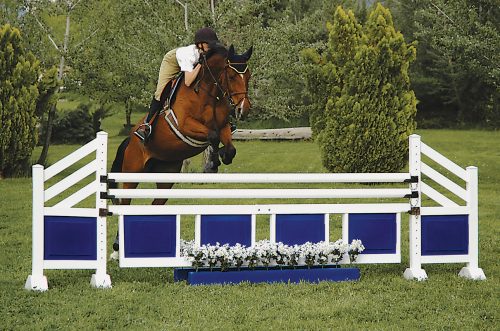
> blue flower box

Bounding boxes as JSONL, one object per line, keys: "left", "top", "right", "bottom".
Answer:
{"left": 174, "top": 266, "right": 360, "bottom": 285}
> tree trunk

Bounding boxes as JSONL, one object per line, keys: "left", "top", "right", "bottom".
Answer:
{"left": 37, "top": 14, "right": 70, "bottom": 165}
{"left": 125, "top": 99, "right": 132, "bottom": 127}
{"left": 210, "top": 0, "right": 216, "bottom": 25}
{"left": 175, "top": 1, "right": 189, "bottom": 31}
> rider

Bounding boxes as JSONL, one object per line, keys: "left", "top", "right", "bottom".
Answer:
{"left": 134, "top": 27, "right": 219, "bottom": 141}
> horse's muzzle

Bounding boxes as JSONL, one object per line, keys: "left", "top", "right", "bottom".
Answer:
{"left": 234, "top": 98, "right": 251, "bottom": 120}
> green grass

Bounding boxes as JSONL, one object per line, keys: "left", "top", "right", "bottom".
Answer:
{"left": 1, "top": 115, "right": 499, "bottom": 329}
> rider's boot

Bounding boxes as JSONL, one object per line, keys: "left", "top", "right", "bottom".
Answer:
{"left": 134, "top": 98, "right": 162, "bottom": 142}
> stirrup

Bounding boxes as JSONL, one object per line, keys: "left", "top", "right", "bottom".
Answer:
{"left": 134, "top": 123, "right": 152, "bottom": 141}
{"left": 230, "top": 122, "right": 237, "bottom": 134}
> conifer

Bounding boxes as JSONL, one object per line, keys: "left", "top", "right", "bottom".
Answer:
{"left": 318, "top": 4, "right": 417, "bottom": 173}
{"left": 0, "top": 24, "right": 40, "bottom": 177}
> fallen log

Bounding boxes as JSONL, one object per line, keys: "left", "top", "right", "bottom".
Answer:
{"left": 232, "top": 127, "right": 312, "bottom": 140}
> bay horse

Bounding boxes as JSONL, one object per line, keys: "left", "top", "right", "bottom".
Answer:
{"left": 109, "top": 44, "right": 252, "bottom": 253}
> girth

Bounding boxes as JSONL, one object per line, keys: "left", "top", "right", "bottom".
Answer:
{"left": 163, "top": 108, "right": 209, "bottom": 148}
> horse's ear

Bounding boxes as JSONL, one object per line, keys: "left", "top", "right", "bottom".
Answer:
{"left": 243, "top": 46, "right": 253, "bottom": 61}
{"left": 228, "top": 44, "right": 235, "bottom": 57}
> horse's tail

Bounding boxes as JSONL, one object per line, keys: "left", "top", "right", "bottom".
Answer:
{"left": 109, "top": 137, "right": 130, "bottom": 190}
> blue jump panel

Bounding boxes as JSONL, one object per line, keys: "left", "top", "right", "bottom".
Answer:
{"left": 422, "top": 215, "right": 468, "bottom": 256}
{"left": 44, "top": 216, "right": 97, "bottom": 260}
{"left": 175, "top": 267, "right": 360, "bottom": 285}
{"left": 275, "top": 214, "right": 325, "bottom": 245}
{"left": 348, "top": 213, "right": 397, "bottom": 254}
{"left": 124, "top": 215, "right": 177, "bottom": 258}
{"left": 201, "top": 215, "right": 252, "bottom": 246}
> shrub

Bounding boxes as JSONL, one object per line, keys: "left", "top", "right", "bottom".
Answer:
{"left": 317, "top": 5, "right": 417, "bottom": 173}
{"left": 0, "top": 24, "right": 40, "bottom": 177}
{"left": 51, "top": 104, "right": 95, "bottom": 144}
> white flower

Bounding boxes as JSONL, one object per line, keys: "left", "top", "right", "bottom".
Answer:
{"left": 180, "top": 238, "right": 363, "bottom": 270}
{"left": 348, "top": 239, "right": 365, "bottom": 262}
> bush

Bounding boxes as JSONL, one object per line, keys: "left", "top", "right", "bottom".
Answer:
{"left": 51, "top": 104, "right": 95, "bottom": 144}
{"left": 0, "top": 24, "right": 40, "bottom": 177}
{"left": 316, "top": 5, "right": 417, "bottom": 173}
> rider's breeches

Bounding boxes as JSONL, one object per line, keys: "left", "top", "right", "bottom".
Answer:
{"left": 154, "top": 49, "right": 180, "bottom": 101}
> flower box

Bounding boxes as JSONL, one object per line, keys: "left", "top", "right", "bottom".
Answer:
{"left": 174, "top": 266, "right": 360, "bottom": 285}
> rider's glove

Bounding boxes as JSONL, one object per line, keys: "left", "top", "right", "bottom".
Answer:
{"left": 197, "top": 55, "right": 204, "bottom": 65}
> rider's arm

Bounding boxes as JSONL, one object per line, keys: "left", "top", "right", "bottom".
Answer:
{"left": 177, "top": 45, "right": 202, "bottom": 87}
{"left": 184, "top": 64, "right": 201, "bottom": 86}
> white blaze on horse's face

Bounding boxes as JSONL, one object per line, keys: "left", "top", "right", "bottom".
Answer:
{"left": 227, "top": 45, "right": 253, "bottom": 121}
{"left": 226, "top": 67, "right": 251, "bottom": 121}
{"left": 235, "top": 73, "right": 250, "bottom": 120}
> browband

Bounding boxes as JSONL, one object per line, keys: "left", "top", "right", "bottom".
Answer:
{"left": 227, "top": 62, "right": 248, "bottom": 74}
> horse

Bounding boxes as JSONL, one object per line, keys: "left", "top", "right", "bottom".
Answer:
{"left": 109, "top": 44, "right": 252, "bottom": 254}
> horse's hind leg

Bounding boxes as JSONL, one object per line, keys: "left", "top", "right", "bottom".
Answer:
{"left": 111, "top": 181, "right": 138, "bottom": 255}
{"left": 153, "top": 182, "right": 175, "bottom": 205}
{"left": 150, "top": 160, "right": 183, "bottom": 205}
{"left": 204, "top": 145, "right": 222, "bottom": 173}
{"left": 110, "top": 137, "right": 143, "bottom": 257}
{"left": 120, "top": 182, "right": 139, "bottom": 206}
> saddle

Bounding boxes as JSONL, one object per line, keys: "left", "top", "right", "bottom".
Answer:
{"left": 164, "top": 72, "right": 183, "bottom": 110}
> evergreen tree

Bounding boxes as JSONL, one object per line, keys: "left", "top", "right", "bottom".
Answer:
{"left": 318, "top": 4, "right": 417, "bottom": 173}
{"left": 389, "top": 0, "right": 499, "bottom": 128}
{"left": 0, "top": 24, "right": 40, "bottom": 177}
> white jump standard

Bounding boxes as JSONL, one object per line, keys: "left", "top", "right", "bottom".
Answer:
{"left": 25, "top": 132, "right": 486, "bottom": 291}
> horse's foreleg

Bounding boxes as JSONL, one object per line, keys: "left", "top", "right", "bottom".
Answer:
{"left": 180, "top": 117, "right": 219, "bottom": 145}
{"left": 218, "top": 124, "right": 236, "bottom": 165}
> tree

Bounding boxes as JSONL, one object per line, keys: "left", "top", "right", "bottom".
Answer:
{"left": 389, "top": 0, "right": 499, "bottom": 128}
{"left": 313, "top": 4, "right": 417, "bottom": 173}
{"left": 414, "top": 0, "right": 499, "bottom": 127}
{"left": 0, "top": 24, "right": 40, "bottom": 177}
{"left": 2, "top": 0, "right": 89, "bottom": 164}
{"left": 70, "top": 0, "right": 188, "bottom": 129}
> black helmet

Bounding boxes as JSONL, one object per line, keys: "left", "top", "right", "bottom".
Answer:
{"left": 194, "top": 27, "right": 218, "bottom": 44}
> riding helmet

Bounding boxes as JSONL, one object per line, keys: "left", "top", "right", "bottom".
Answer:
{"left": 194, "top": 27, "right": 219, "bottom": 44}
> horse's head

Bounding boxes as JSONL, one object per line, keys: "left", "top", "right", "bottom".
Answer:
{"left": 201, "top": 43, "right": 253, "bottom": 121}
{"left": 226, "top": 45, "right": 252, "bottom": 120}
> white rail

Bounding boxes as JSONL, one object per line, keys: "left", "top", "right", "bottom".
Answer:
{"left": 108, "top": 188, "right": 411, "bottom": 199}
{"left": 44, "top": 139, "right": 98, "bottom": 181}
{"left": 108, "top": 203, "right": 411, "bottom": 215}
{"left": 421, "top": 142, "right": 468, "bottom": 181}
{"left": 107, "top": 172, "right": 411, "bottom": 183}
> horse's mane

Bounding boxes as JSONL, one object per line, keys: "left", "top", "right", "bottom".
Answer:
{"left": 205, "top": 42, "right": 228, "bottom": 61}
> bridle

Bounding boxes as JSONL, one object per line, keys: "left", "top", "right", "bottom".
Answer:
{"left": 224, "top": 62, "right": 251, "bottom": 116}
{"left": 197, "top": 53, "right": 250, "bottom": 119}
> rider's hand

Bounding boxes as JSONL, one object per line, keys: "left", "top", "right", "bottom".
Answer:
{"left": 197, "top": 55, "right": 204, "bottom": 65}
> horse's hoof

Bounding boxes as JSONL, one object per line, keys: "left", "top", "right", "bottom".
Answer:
{"left": 109, "top": 251, "right": 119, "bottom": 261}
{"left": 219, "top": 147, "right": 236, "bottom": 165}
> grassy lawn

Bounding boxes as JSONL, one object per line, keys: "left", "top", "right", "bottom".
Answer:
{"left": 0, "top": 111, "right": 498, "bottom": 330}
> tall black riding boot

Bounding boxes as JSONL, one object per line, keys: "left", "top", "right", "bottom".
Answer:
{"left": 134, "top": 98, "right": 162, "bottom": 142}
